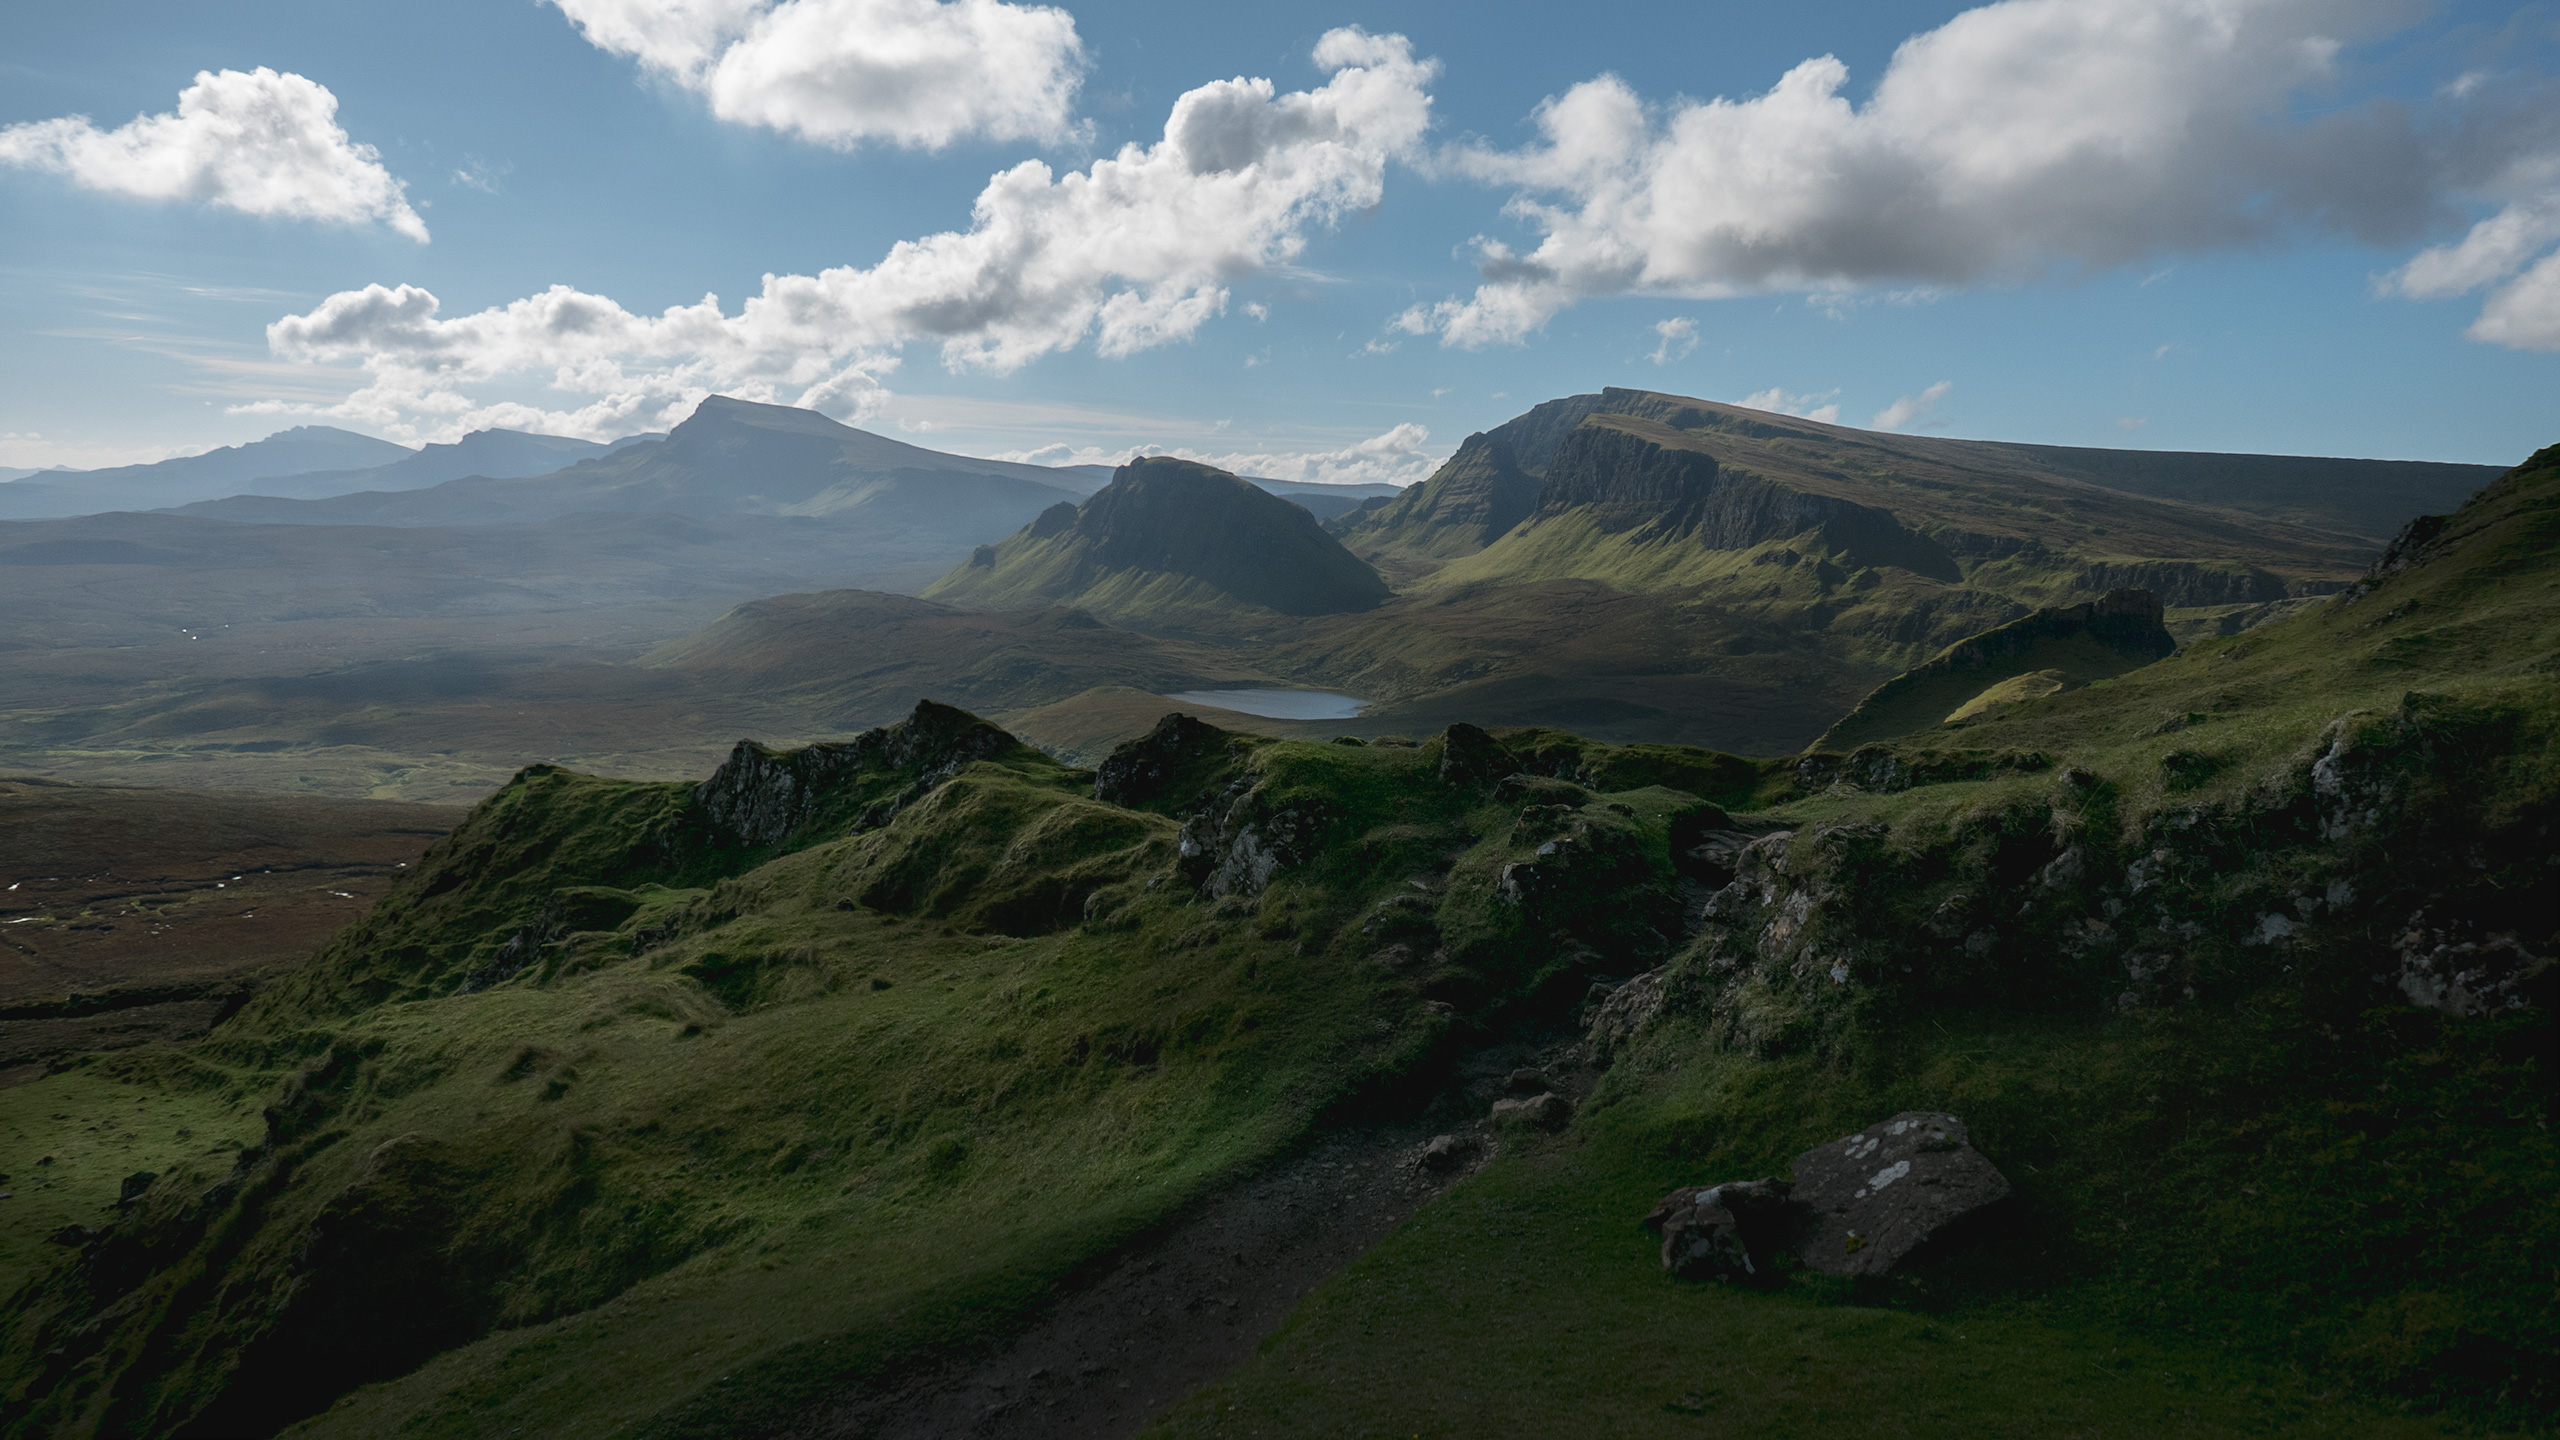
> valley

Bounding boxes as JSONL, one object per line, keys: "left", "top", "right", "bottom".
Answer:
{"left": 0, "top": 389, "right": 2545, "bottom": 1440}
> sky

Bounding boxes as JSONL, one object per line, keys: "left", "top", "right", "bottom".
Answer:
{"left": 2, "top": 0, "right": 2556, "bottom": 481}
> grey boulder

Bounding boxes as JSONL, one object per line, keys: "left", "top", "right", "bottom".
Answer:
{"left": 1790, "top": 1111, "right": 2009, "bottom": 1276}
{"left": 1490, "top": 1092, "right": 1573, "bottom": 1130}
{"left": 1643, "top": 1178, "right": 1794, "bottom": 1281}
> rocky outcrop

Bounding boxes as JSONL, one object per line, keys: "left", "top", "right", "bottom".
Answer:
{"left": 1644, "top": 1179, "right": 1795, "bottom": 1281}
{"left": 693, "top": 699, "right": 1016, "bottom": 846}
{"left": 1175, "top": 775, "right": 1332, "bottom": 900}
{"left": 1788, "top": 1112, "right": 2010, "bottom": 1277}
{"left": 1590, "top": 689, "right": 2552, "bottom": 1081}
{"left": 1093, "top": 711, "right": 1239, "bottom": 810}
{"left": 1642, "top": 1114, "right": 2009, "bottom": 1281}
{"left": 2075, "top": 560, "right": 2287, "bottom": 607}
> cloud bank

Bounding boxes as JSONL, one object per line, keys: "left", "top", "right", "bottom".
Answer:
{"left": 1399, "top": 0, "right": 2544, "bottom": 347}
{"left": 0, "top": 68, "right": 426, "bottom": 240}
{"left": 252, "top": 29, "right": 1437, "bottom": 440}
{"left": 998, "top": 422, "right": 1444, "bottom": 488}
{"left": 552, "top": 0, "right": 1087, "bottom": 150}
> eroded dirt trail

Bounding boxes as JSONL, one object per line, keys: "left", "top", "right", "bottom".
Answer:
{"left": 794, "top": 1037, "right": 1573, "bottom": 1440}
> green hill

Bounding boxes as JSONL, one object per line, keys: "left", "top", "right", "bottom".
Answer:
{"left": 922, "top": 456, "right": 1392, "bottom": 634}
{"left": 1, "top": 445, "right": 2551, "bottom": 1438}
{"left": 1813, "top": 587, "right": 2179, "bottom": 750}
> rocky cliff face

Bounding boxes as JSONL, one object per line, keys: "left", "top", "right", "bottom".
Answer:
{"left": 693, "top": 699, "right": 1019, "bottom": 847}
{"left": 1531, "top": 423, "right": 1964, "bottom": 582}
{"left": 1602, "top": 691, "right": 2553, "bottom": 1074}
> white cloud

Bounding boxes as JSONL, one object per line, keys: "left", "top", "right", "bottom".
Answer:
{"left": 1647, "top": 316, "right": 1697, "bottom": 364}
{"left": 994, "top": 422, "right": 1444, "bottom": 488}
{"left": 552, "top": 0, "right": 1087, "bottom": 150}
{"left": 248, "top": 30, "right": 1437, "bottom": 441}
{"left": 1872, "top": 380, "right": 1953, "bottom": 432}
{"left": 1739, "top": 386, "right": 1840, "bottom": 425}
{"left": 2381, "top": 155, "right": 2560, "bottom": 350}
{"left": 1401, "top": 0, "right": 2491, "bottom": 346}
{"left": 0, "top": 68, "right": 426, "bottom": 240}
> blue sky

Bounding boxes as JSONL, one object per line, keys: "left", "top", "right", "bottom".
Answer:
{"left": 2, "top": 0, "right": 2555, "bottom": 479}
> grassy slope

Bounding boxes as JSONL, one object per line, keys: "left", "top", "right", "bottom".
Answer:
{"left": 1137, "top": 448, "right": 2560, "bottom": 1435}
{"left": 5, "top": 707, "right": 1706, "bottom": 1438}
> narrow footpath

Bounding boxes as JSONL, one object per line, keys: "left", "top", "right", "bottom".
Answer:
{"left": 790, "top": 1034, "right": 1578, "bottom": 1440}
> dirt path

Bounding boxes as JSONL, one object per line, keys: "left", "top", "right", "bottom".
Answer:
{"left": 791, "top": 1035, "right": 1580, "bottom": 1440}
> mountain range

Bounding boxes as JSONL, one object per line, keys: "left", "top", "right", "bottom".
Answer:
{"left": 0, "top": 387, "right": 2515, "bottom": 797}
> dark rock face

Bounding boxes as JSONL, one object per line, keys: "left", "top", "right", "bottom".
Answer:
{"left": 1789, "top": 1112, "right": 2010, "bottom": 1277}
{"left": 1093, "top": 711, "right": 1233, "bottom": 810}
{"left": 1583, "top": 968, "right": 1666, "bottom": 1065}
{"left": 1437, "top": 723, "right": 1514, "bottom": 788}
{"left": 1644, "top": 1179, "right": 1794, "bottom": 1281}
{"left": 2076, "top": 560, "right": 2288, "bottom": 606}
{"left": 692, "top": 698, "right": 1015, "bottom": 846}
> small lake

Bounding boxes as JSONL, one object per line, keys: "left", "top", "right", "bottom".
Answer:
{"left": 1162, "top": 688, "right": 1368, "bottom": 721}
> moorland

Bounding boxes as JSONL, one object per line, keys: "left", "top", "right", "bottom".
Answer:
{"left": 0, "top": 389, "right": 2547, "bottom": 1439}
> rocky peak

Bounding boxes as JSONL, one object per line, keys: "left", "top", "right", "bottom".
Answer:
{"left": 692, "top": 698, "right": 1017, "bottom": 846}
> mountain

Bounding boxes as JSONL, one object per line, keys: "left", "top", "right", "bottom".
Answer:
{"left": 173, "top": 396, "right": 1091, "bottom": 530}
{"left": 1330, "top": 389, "right": 2442, "bottom": 682}
{"left": 238, "top": 428, "right": 658, "bottom": 499}
{"left": 1328, "top": 430, "right": 1541, "bottom": 581}
{"left": 921, "top": 456, "right": 1394, "bottom": 632}
{"left": 0, "top": 426, "right": 415, "bottom": 519}
{"left": 4, "top": 444, "right": 2550, "bottom": 1437}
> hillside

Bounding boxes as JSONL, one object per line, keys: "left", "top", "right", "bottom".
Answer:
{"left": 922, "top": 456, "right": 1393, "bottom": 632}
{"left": 1, "top": 442, "right": 2550, "bottom": 1438}
{"left": 1812, "top": 587, "right": 2180, "bottom": 749}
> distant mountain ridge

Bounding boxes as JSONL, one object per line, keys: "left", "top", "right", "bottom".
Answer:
{"left": 236, "top": 429, "right": 657, "bottom": 500}
{"left": 922, "top": 456, "right": 1392, "bottom": 632}
{"left": 177, "top": 397, "right": 1099, "bottom": 530}
{"left": 0, "top": 426, "right": 414, "bottom": 519}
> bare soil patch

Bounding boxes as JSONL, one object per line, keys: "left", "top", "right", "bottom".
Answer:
{"left": 0, "top": 778, "right": 462, "bottom": 1077}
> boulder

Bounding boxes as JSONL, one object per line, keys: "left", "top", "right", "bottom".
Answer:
{"left": 1789, "top": 1111, "right": 2009, "bottom": 1276}
{"left": 1410, "top": 1133, "right": 1481, "bottom": 1173}
{"left": 1490, "top": 1092, "right": 1573, "bottom": 1131}
{"left": 1643, "top": 1179, "right": 1794, "bottom": 1281}
{"left": 1437, "top": 723, "right": 1515, "bottom": 788}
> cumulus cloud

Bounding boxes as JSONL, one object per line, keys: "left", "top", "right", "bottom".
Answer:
{"left": 1872, "top": 380, "right": 1953, "bottom": 432}
{"left": 1647, "top": 316, "right": 1697, "bottom": 364}
{"left": 552, "top": 0, "right": 1087, "bottom": 150}
{"left": 1398, "top": 0, "right": 2526, "bottom": 347}
{"left": 1739, "top": 386, "right": 1840, "bottom": 424}
{"left": 997, "top": 422, "right": 1444, "bottom": 488}
{"left": 249, "top": 30, "right": 1436, "bottom": 440}
{"left": 0, "top": 68, "right": 426, "bottom": 240}
{"left": 2381, "top": 150, "right": 2560, "bottom": 350}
